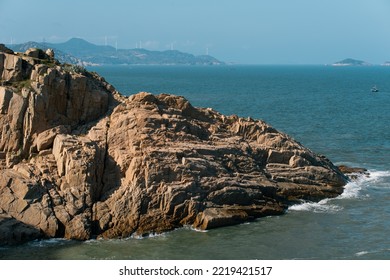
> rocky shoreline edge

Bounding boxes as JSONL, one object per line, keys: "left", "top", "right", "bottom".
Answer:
{"left": 1, "top": 45, "right": 359, "bottom": 245}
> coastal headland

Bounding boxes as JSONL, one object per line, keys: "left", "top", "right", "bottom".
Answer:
{"left": 0, "top": 45, "right": 349, "bottom": 245}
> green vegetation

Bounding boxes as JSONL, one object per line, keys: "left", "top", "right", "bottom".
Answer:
{"left": 63, "top": 64, "right": 87, "bottom": 75}
{"left": 0, "top": 79, "right": 33, "bottom": 94}
{"left": 12, "top": 79, "right": 32, "bottom": 92}
{"left": 39, "top": 58, "right": 59, "bottom": 68}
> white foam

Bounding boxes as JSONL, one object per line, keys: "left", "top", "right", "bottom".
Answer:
{"left": 129, "top": 232, "right": 167, "bottom": 240}
{"left": 355, "top": 248, "right": 390, "bottom": 257}
{"left": 186, "top": 225, "right": 208, "bottom": 233}
{"left": 191, "top": 228, "right": 209, "bottom": 233}
{"left": 29, "top": 238, "right": 69, "bottom": 247}
{"left": 340, "top": 169, "right": 390, "bottom": 196}
{"left": 355, "top": 251, "right": 369, "bottom": 256}
{"left": 288, "top": 199, "right": 342, "bottom": 213}
{"left": 337, "top": 180, "right": 363, "bottom": 199}
{"left": 289, "top": 169, "right": 390, "bottom": 213}
{"left": 365, "top": 170, "right": 390, "bottom": 183}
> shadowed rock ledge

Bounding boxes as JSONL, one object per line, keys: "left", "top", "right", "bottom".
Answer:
{"left": 0, "top": 47, "right": 348, "bottom": 245}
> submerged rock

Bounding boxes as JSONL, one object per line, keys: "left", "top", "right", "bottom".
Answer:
{"left": 337, "top": 165, "right": 369, "bottom": 180}
{"left": 0, "top": 48, "right": 348, "bottom": 244}
{"left": 337, "top": 165, "right": 368, "bottom": 175}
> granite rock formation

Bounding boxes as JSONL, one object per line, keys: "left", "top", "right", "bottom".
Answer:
{"left": 0, "top": 48, "right": 348, "bottom": 245}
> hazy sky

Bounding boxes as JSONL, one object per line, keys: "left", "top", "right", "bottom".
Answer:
{"left": 1, "top": 0, "right": 389, "bottom": 64}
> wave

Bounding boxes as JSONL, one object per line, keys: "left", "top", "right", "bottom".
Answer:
{"left": 364, "top": 170, "right": 390, "bottom": 183}
{"left": 129, "top": 232, "right": 167, "bottom": 240}
{"left": 355, "top": 248, "right": 390, "bottom": 258}
{"left": 288, "top": 169, "right": 390, "bottom": 213}
{"left": 288, "top": 198, "right": 343, "bottom": 213}
{"left": 337, "top": 180, "right": 364, "bottom": 199}
{"left": 28, "top": 238, "right": 70, "bottom": 247}
{"left": 189, "top": 226, "right": 208, "bottom": 233}
{"left": 355, "top": 251, "right": 369, "bottom": 256}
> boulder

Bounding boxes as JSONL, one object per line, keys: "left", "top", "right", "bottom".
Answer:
{"left": 337, "top": 165, "right": 368, "bottom": 174}
{"left": 64, "top": 213, "right": 91, "bottom": 240}
{"left": 0, "top": 169, "right": 58, "bottom": 238}
{"left": 0, "top": 52, "right": 24, "bottom": 81}
{"left": 0, "top": 44, "right": 14, "bottom": 54}
{"left": 45, "top": 49, "right": 55, "bottom": 59}
{"left": 337, "top": 165, "right": 369, "bottom": 179}
{"left": 35, "top": 125, "right": 71, "bottom": 152}
{"left": 0, "top": 86, "right": 13, "bottom": 114}
{"left": 0, "top": 214, "right": 42, "bottom": 245}
{"left": 25, "top": 48, "right": 48, "bottom": 59}
{"left": 193, "top": 208, "right": 250, "bottom": 230}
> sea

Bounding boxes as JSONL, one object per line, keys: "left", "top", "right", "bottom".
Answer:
{"left": 1, "top": 65, "right": 390, "bottom": 260}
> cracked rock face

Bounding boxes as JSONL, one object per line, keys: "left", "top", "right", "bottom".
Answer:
{"left": 0, "top": 49, "right": 348, "bottom": 245}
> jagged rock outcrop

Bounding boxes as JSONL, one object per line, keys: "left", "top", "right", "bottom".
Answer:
{"left": 0, "top": 48, "right": 348, "bottom": 245}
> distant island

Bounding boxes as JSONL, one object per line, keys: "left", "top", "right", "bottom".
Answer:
{"left": 7, "top": 38, "right": 224, "bottom": 66}
{"left": 332, "top": 58, "right": 371, "bottom": 66}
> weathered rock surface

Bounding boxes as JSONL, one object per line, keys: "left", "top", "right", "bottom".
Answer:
{"left": 0, "top": 48, "right": 348, "bottom": 245}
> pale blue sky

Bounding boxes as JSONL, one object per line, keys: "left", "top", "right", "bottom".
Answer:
{"left": 1, "top": 0, "right": 389, "bottom": 64}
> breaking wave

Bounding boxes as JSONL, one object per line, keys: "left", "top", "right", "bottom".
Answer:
{"left": 288, "top": 170, "right": 390, "bottom": 213}
{"left": 129, "top": 232, "right": 167, "bottom": 240}
{"left": 288, "top": 198, "right": 342, "bottom": 213}
{"left": 355, "top": 248, "right": 390, "bottom": 258}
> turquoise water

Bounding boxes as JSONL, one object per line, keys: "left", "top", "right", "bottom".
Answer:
{"left": 1, "top": 65, "right": 390, "bottom": 259}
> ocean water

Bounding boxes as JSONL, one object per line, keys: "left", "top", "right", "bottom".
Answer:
{"left": 1, "top": 65, "right": 390, "bottom": 260}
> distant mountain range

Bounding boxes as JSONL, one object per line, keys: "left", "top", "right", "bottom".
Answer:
{"left": 7, "top": 38, "right": 224, "bottom": 66}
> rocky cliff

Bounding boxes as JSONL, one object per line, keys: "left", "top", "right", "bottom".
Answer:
{"left": 0, "top": 45, "right": 348, "bottom": 245}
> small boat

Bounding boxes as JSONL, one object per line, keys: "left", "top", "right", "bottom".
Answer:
{"left": 371, "top": 86, "right": 379, "bottom": 92}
